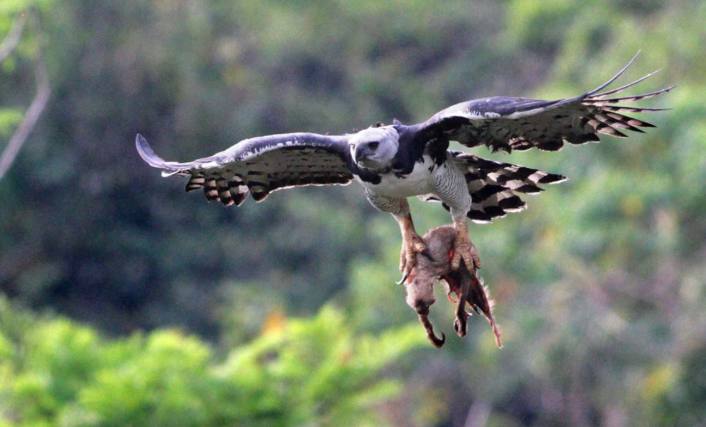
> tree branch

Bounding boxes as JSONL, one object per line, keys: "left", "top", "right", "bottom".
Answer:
{"left": 0, "top": 14, "right": 51, "bottom": 180}
{"left": 0, "top": 12, "right": 27, "bottom": 62}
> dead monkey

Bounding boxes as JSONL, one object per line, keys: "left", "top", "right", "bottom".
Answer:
{"left": 402, "top": 225, "right": 502, "bottom": 348}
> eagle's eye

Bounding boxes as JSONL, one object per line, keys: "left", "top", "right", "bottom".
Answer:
{"left": 368, "top": 141, "right": 379, "bottom": 150}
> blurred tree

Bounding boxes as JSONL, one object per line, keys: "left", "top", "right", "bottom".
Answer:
{"left": 0, "top": 0, "right": 704, "bottom": 425}
{"left": 0, "top": 3, "right": 50, "bottom": 179}
{"left": 0, "top": 298, "right": 425, "bottom": 427}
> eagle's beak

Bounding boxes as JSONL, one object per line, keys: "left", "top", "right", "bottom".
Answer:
{"left": 353, "top": 145, "right": 370, "bottom": 164}
{"left": 353, "top": 141, "right": 380, "bottom": 165}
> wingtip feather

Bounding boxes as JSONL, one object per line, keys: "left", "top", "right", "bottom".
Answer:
{"left": 135, "top": 134, "right": 181, "bottom": 176}
{"left": 590, "top": 68, "right": 663, "bottom": 99}
{"left": 135, "top": 133, "right": 162, "bottom": 166}
{"left": 587, "top": 51, "right": 641, "bottom": 96}
{"left": 135, "top": 133, "right": 149, "bottom": 154}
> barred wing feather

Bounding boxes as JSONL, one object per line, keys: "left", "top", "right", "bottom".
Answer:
{"left": 135, "top": 133, "right": 353, "bottom": 206}
{"left": 422, "top": 53, "right": 672, "bottom": 153}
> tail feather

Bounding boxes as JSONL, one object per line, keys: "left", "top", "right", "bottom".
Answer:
{"left": 432, "top": 153, "right": 567, "bottom": 223}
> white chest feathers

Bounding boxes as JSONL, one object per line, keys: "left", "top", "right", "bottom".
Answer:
{"left": 360, "top": 155, "right": 436, "bottom": 198}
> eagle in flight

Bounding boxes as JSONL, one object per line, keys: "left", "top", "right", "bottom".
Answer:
{"left": 136, "top": 54, "right": 670, "bottom": 280}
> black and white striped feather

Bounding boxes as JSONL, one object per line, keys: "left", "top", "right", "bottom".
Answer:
{"left": 420, "top": 52, "right": 672, "bottom": 153}
{"left": 136, "top": 133, "right": 353, "bottom": 206}
{"left": 421, "top": 153, "right": 566, "bottom": 223}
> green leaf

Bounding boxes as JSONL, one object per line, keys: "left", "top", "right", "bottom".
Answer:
{"left": 0, "top": 108, "right": 21, "bottom": 137}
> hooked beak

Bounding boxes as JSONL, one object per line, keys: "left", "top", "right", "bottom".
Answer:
{"left": 354, "top": 145, "right": 371, "bottom": 164}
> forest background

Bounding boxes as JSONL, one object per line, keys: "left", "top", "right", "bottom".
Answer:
{"left": 1, "top": 1, "right": 704, "bottom": 426}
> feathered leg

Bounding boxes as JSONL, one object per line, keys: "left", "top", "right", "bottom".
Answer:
{"left": 363, "top": 192, "right": 428, "bottom": 281}
{"left": 431, "top": 159, "right": 479, "bottom": 271}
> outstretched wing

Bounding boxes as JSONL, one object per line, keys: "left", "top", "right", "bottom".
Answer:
{"left": 136, "top": 132, "right": 354, "bottom": 205}
{"left": 419, "top": 53, "right": 672, "bottom": 152}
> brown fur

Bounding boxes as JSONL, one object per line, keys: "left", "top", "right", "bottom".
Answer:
{"left": 404, "top": 225, "right": 502, "bottom": 348}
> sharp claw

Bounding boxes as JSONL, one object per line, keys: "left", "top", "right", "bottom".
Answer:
{"left": 450, "top": 234, "right": 480, "bottom": 271}
{"left": 398, "top": 233, "right": 429, "bottom": 284}
{"left": 396, "top": 270, "right": 409, "bottom": 285}
{"left": 454, "top": 317, "right": 467, "bottom": 337}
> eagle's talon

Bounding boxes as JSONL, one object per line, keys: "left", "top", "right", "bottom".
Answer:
{"left": 399, "top": 232, "right": 427, "bottom": 281}
{"left": 404, "top": 225, "right": 503, "bottom": 348}
{"left": 399, "top": 245, "right": 408, "bottom": 273}
{"left": 396, "top": 271, "right": 409, "bottom": 286}
{"left": 450, "top": 229, "right": 480, "bottom": 271}
{"left": 413, "top": 239, "right": 427, "bottom": 253}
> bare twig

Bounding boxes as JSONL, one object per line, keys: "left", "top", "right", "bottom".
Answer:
{"left": 0, "top": 13, "right": 50, "bottom": 180}
{"left": 0, "top": 12, "right": 27, "bottom": 62}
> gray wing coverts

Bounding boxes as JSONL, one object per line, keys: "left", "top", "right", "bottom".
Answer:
{"left": 422, "top": 54, "right": 672, "bottom": 152}
{"left": 135, "top": 133, "right": 353, "bottom": 206}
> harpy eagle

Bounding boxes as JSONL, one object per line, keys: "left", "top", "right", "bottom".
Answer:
{"left": 136, "top": 54, "right": 670, "bottom": 280}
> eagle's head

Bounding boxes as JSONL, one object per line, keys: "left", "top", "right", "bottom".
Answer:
{"left": 349, "top": 126, "right": 399, "bottom": 171}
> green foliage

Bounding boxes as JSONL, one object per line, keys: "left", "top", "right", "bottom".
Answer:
{"left": 0, "top": 299, "right": 424, "bottom": 426}
{"left": 1, "top": 1, "right": 705, "bottom": 426}
{"left": 0, "top": 108, "right": 22, "bottom": 137}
